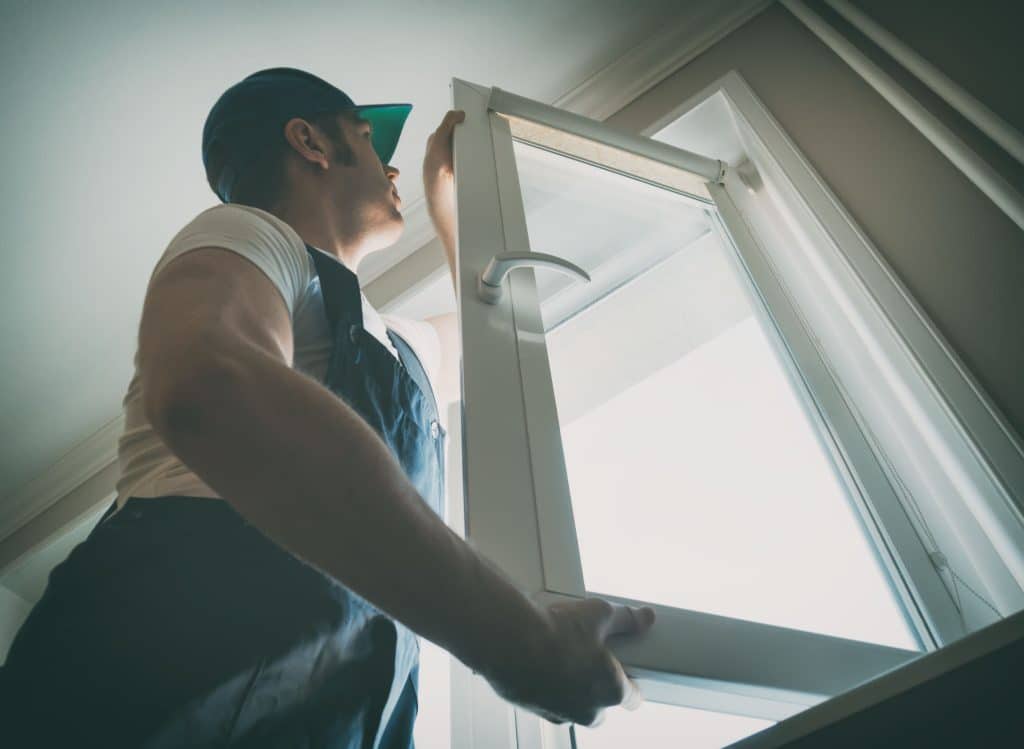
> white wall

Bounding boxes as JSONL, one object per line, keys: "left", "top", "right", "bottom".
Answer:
{"left": 846, "top": 0, "right": 1023, "bottom": 144}
{"left": 609, "top": 2, "right": 1024, "bottom": 450}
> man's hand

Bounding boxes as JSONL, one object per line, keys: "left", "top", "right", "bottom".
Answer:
{"left": 423, "top": 110, "right": 465, "bottom": 291}
{"left": 482, "top": 597, "right": 656, "bottom": 727}
{"left": 423, "top": 109, "right": 465, "bottom": 392}
{"left": 423, "top": 109, "right": 465, "bottom": 195}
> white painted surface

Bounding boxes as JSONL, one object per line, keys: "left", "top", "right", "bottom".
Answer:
{"left": 574, "top": 701, "right": 772, "bottom": 749}
{"left": 824, "top": 0, "right": 1024, "bottom": 164}
{"left": 716, "top": 75, "right": 1024, "bottom": 632}
{"left": 782, "top": 0, "right": 1024, "bottom": 231}
{"left": 610, "top": 4, "right": 1024, "bottom": 452}
{"left": 414, "top": 638, "right": 453, "bottom": 749}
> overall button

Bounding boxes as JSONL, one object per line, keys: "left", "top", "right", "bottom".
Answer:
{"left": 348, "top": 323, "right": 360, "bottom": 344}
{"left": 429, "top": 420, "right": 441, "bottom": 439}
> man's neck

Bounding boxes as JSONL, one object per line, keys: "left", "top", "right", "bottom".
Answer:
{"left": 267, "top": 195, "right": 368, "bottom": 273}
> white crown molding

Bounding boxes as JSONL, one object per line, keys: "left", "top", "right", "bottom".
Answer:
{"left": 2, "top": 0, "right": 772, "bottom": 551}
{"left": 552, "top": 0, "right": 773, "bottom": 120}
{"left": 0, "top": 414, "right": 122, "bottom": 546}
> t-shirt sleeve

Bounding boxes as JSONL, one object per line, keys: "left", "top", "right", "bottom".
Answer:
{"left": 149, "top": 204, "right": 310, "bottom": 319}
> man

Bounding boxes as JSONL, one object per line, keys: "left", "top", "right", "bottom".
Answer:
{"left": 1, "top": 67, "right": 653, "bottom": 747}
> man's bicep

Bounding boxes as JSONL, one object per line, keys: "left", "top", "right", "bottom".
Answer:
{"left": 139, "top": 247, "right": 295, "bottom": 406}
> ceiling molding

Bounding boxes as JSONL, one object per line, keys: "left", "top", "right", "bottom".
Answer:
{"left": 0, "top": 465, "right": 118, "bottom": 578}
{"left": 2, "top": 0, "right": 772, "bottom": 549}
{"left": 552, "top": 0, "right": 773, "bottom": 120}
{"left": 365, "top": 237, "right": 450, "bottom": 312}
{"left": 0, "top": 414, "right": 122, "bottom": 546}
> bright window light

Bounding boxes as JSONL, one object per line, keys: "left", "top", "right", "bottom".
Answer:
{"left": 515, "top": 141, "right": 919, "bottom": 650}
{"left": 557, "top": 315, "right": 917, "bottom": 648}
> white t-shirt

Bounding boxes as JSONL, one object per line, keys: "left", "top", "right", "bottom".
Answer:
{"left": 114, "top": 203, "right": 441, "bottom": 508}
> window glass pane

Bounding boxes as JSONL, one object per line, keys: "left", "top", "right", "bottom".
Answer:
{"left": 514, "top": 141, "right": 918, "bottom": 650}
{"left": 573, "top": 702, "right": 773, "bottom": 749}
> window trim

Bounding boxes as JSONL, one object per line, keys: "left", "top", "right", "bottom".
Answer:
{"left": 704, "top": 72, "right": 1024, "bottom": 629}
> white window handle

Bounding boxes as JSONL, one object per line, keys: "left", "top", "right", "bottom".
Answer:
{"left": 477, "top": 252, "right": 591, "bottom": 304}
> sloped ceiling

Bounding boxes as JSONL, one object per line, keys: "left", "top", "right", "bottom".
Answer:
{"left": 0, "top": 0, "right": 700, "bottom": 501}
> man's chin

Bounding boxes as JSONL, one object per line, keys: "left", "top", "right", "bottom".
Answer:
{"left": 368, "top": 213, "right": 405, "bottom": 253}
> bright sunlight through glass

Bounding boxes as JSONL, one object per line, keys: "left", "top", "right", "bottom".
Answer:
{"left": 515, "top": 141, "right": 919, "bottom": 650}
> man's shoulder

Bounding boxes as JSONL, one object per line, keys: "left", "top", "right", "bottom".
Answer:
{"left": 149, "top": 204, "right": 315, "bottom": 312}
{"left": 162, "top": 204, "right": 311, "bottom": 267}
{"left": 176, "top": 203, "right": 304, "bottom": 248}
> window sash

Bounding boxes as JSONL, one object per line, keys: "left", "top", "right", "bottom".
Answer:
{"left": 450, "top": 71, "right": 1024, "bottom": 725}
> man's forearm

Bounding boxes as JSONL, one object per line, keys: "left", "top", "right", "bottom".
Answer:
{"left": 152, "top": 341, "right": 545, "bottom": 677}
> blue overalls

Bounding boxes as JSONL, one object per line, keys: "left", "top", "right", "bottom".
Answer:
{"left": 0, "top": 244, "right": 447, "bottom": 748}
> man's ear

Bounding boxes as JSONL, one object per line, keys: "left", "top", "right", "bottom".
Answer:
{"left": 282, "top": 117, "right": 329, "bottom": 170}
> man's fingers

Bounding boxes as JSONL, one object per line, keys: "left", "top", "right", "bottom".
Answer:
{"left": 601, "top": 604, "right": 655, "bottom": 639}
{"left": 574, "top": 598, "right": 655, "bottom": 639}
{"left": 444, "top": 109, "right": 466, "bottom": 125}
{"left": 435, "top": 109, "right": 466, "bottom": 136}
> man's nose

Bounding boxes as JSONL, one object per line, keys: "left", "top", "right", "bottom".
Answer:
{"left": 385, "top": 165, "right": 400, "bottom": 182}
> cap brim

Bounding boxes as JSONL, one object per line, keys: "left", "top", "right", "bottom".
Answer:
{"left": 356, "top": 103, "right": 413, "bottom": 165}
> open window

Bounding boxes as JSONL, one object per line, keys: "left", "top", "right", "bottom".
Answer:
{"left": 448, "top": 73, "right": 1024, "bottom": 747}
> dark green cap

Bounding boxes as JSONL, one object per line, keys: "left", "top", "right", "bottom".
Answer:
{"left": 202, "top": 67, "right": 412, "bottom": 203}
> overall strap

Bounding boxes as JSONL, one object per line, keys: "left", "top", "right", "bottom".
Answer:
{"left": 303, "top": 243, "right": 363, "bottom": 335}
{"left": 387, "top": 329, "right": 440, "bottom": 419}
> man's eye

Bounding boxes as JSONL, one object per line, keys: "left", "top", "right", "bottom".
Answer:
{"left": 364, "top": 131, "right": 373, "bottom": 139}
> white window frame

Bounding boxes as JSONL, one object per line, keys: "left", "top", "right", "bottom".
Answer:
{"left": 448, "top": 71, "right": 1024, "bottom": 747}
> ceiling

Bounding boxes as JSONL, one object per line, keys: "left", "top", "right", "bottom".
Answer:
{"left": 0, "top": 0, "right": 694, "bottom": 502}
